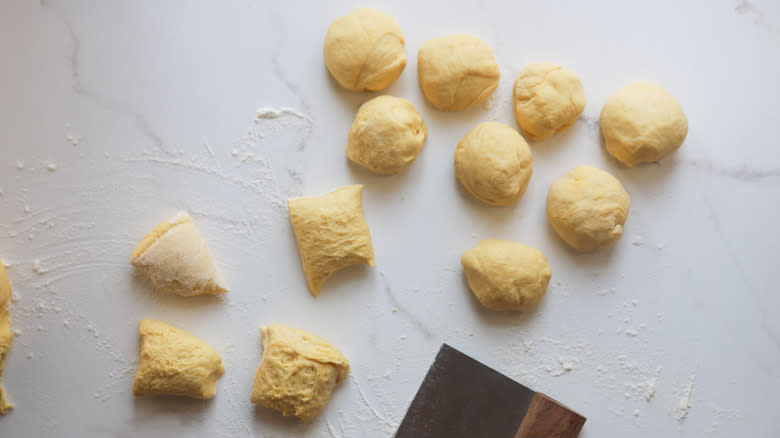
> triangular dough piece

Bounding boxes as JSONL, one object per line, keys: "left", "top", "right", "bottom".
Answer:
{"left": 250, "top": 324, "right": 350, "bottom": 420}
{"left": 0, "top": 263, "right": 15, "bottom": 414}
{"left": 132, "top": 319, "right": 224, "bottom": 399}
{"left": 288, "top": 185, "right": 376, "bottom": 295}
{"left": 130, "top": 211, "right": 228, "bottom": 296}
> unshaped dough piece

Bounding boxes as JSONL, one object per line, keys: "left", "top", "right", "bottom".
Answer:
{"left": 324, "top": 8, "right": 406, "bottom": 92}
{"left": 547, "top": 165, "right": 631, "bottom": 252}
{"left": 250, "top": 324, "right": 349, "bottom": 421}
{"left": 132, "top": 319, "right": 224, "bottom": 399}
{"left": 461, "top": 239, "right": 552, "bottom": 311}
{"left": 347, "top": 95, "right": 428, "bottom": 175}
{"left": 288, "top": 185, "right": 376, "bottom": 295}
{"left": 513, "top": 62, "right": 586, "bottom": 141}
{"left": 455, "top": 122, "right": 533, "bottom": 206}
{"left": 130, "top": 211, "right": 228, "bottom": 296}
{"left": 417, "top": 34, "right": 500, "bottom": 111}
{"left": 0, "top": 263, "right": 14, "bottom": 414}
{"left": 600, "top": 82, "right": 688, "bottom": 167}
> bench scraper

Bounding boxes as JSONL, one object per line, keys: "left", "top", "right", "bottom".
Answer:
{"left": 396, "top": 344, "right": 586, "bottom": 438}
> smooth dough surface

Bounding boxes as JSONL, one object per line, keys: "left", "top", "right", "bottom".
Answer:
{"left": 513, "top": 62, "right": 586, "bottom": 141}
{"left": 455, "top": 122, "right": 533, "bottom": 206}
{"left": 0, "top": 263, "right": 14, "bottom": 414}
{"left": 324, "top": 8, "right": 406, "bottom": 92}
{"left": 417, "top": 34, "right": 500, "bottom": 111}
{"left": 547, "top": 165, "right": 631, "bottom": 252}
{"left": 461, "top": 239, "right": 551, "bottom": 311}
{"left": 251, "top": 325, "right": 349, "bottom": 421}
{"left": 600, "top": 82, "right": 688, "bottom": 166}
{"left": 288, "top": 185, "right": 376, "bottom": 295}
{"left": 130, "top": 211, "right": 228, "bottom": 296}
{"left": 347, "top": 95, "right": 428, "bottom": 175}
{"left": 132, "top": 319, "right": 224, "bottom": 399}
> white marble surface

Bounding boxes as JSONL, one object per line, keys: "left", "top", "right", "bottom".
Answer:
{"left": 1, "top": 0, "right": 778, "bottom": 436}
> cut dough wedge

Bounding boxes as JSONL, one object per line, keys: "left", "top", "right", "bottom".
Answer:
{"left": 0, "top": 263, "right": 14, "bottom": 414}
{"left": 130, "top": 211, "right": 228, "bottom": 296}
{"left": 250, "top": 325, "right": 349, "bottom": 420}
{"left": 132, "top": 319, "right": 224, "bottom": 399}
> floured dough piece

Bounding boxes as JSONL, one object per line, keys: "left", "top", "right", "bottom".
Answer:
{"left": 0, "top": 263, "right": 14, "bottom": 414}
{"left": 324, "top": 8, "right": 406, "bottom": 92}
{"left": 130, "top": 211, "right": 228, "bottom": 296}
{"left": 132, "top": 319, "right": 224, "bottom": 399}
{"left": 288, "top": 185, "right": 376, "bottom": 295}
{"left": 251, "top": 325, "right": 349, "bottom": 420}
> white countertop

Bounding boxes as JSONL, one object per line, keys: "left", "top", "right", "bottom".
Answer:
{"left": 1, "top": 0, "right": 779, "bottom": 436}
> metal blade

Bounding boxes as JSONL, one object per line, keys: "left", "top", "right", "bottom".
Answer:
{"left": 396, "top": 343, "right": 536, "bottom": 438}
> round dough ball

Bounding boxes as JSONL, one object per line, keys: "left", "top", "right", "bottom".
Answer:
{"left": 461, "top": 239, "right": 551, "bottom": 311}
{"left": 324, "top": 8, "right": 406, "bottom": 92}
{"left": 546, "top": 165, "right": 631, "bottom": 252}
{"left": 454, "top": 122, "right": 533, "bottom": 206}
{"left": 513, "top": 62, "right": 586, "bottom": 141}
{"left": 417, "top": 34, "right": 500, "bottom": 111}
{"left": 600, "top": 82, "right": 688, "bottom": 166}
{"left": 346, "top": 96, "right": 428, "bottom": 175}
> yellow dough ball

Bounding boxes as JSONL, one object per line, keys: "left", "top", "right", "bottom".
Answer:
{"left": 132, "top": 319, "right": 225, "bottom": 399}
{"left": 251, "top": 325, "right": 349, "bottom": 421}
{"left": 0, "top": 263, "right": 15, "bottom": 414}
{"left": 324, "top": 8, "right": 406, "bottom": 92}
{"left": 347, "top": 95, "right": 428, "bottom": 175}
{"left": 461, "top": 239, "right": 552, "bottom": 311}
{"left": 546, "top": 165, "right": 631, "bottom": 252}
{"left": 454, "top": 122, "right": 533, "bottom": 206}
{"left": 513, "top": 62, "right": 586, "bottom": 141}
{"left": 600, "top": 82, "right": 688, "bottom": 166}
{"left": 417, "top": 34, "right": 500, "bottom": 111}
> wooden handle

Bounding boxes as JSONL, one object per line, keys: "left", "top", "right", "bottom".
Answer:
{"left": 513, "top": 393, "right": 586, "bottom": 438}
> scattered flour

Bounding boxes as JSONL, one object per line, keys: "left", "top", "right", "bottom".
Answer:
{"left": 675, "top": 375, "right": 696, "bottom": 422}
{"left": 631, "top": 235, "right": 644, "bottom": 246}
{"left": 46, "top": 162, "right": 57, "bottom": 171}
{"left": 255, "top": 107, "right": 309, "bottom": 120}
{"left": 16, "top": 161, "right": 24, "bottom": 170}
{"left": 24, "top": 205, "right": 31, "bottom": 214}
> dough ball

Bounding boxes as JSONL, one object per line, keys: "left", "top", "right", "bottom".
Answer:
{"left": 130, "top": 211, "right": 228, "bottom": 296}
{"left": 251, "top": 325, "right": 349, "bottom": 421}
{"left": 417, "top": 34, "right": 500, "bottom": 111}
{"left": 132, "top": 319, "right": 225, "bottom": 399}
{"left": 461, "top": 239, "right": 551, "bottom": 311}
{"left": 454, "top": 122, "right": 533, "bottom": 206}
{"left": 347, "top": 95, "right": 427, "bottom": 175}
{"left": 600, "top": 82, "right": 688, "bottom": 166}
{"left": 0, "top": 263, "right": 14, "bottom": 414}
{"left": 288, "top": 185, "right": 376, "bottom": 295}
{"left": 513, "top": 62, "right": 586, "bottom": 141}
{"left": 546, "top": 165, "right": 631, "bottom": 252}
{"left": 324, "top": 8, "right": 406, "bottom": 92}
